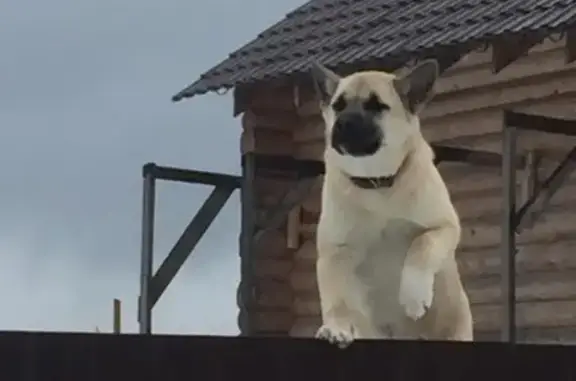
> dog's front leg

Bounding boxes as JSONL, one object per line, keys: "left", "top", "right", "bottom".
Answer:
{"left": 315, "top": 244, "right": 367, "bottom": 349}
{"left": 399, "top": 223, "right": 460, "bottom": 320}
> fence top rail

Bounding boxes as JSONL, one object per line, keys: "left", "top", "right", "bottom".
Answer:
{"left": 0, "top": 332, "right": 574, "bottom": 380}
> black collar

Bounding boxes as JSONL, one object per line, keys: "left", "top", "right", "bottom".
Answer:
{"left": 349, "top": 174, "right": 396, "bottom": 189}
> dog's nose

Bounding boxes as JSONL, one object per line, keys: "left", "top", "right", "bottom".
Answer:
{"left": 331, "top": 113, "right": 382, "bottom": 156}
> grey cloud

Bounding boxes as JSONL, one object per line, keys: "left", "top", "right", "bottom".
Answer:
{"left": 1, "top": 0, "right": 305, "bottom": 334}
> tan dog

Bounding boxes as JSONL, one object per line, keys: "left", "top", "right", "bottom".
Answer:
{"left": 310, "top": 59, "right": 473, "bottom": 348}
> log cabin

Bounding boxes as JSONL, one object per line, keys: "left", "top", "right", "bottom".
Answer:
{"left": 172, "top": 0, "right": 576, "bottom": 343}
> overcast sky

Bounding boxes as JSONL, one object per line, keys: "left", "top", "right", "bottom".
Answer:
{"left": 0, "top": 0, "right": 304, "bottom": 335}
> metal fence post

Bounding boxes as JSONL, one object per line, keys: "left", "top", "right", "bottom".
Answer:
{"left": 238, "top": 153, "right": 256, "bottom": 336}
{"left": 139, "top": 164, "right": 156, "bottom": 334}
{"left": 501, "top": 124, "right": 517, "bottom": 343}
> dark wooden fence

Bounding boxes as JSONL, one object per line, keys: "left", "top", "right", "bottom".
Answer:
{"left": 0, "top": 331, "right": 575, "bottom": 380}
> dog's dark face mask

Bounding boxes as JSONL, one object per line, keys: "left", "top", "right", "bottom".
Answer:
{"left": 309, "top": 59, "right": 440, "bottom": 179}
{"left": 329, "top": 93, "right": 389, "bottom": 157}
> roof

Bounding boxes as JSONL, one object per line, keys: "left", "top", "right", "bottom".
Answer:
{"left": 172, "top": 0, "right": 576, "bottom": 102}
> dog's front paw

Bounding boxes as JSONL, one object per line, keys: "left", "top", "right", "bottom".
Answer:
{"left": 399, "top": 266, "right": 434, "bottom": 320}
{"left": 316, "top": 321, "right": 356, "bottom": 349}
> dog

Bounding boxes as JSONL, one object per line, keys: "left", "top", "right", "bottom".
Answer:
{"left": 310, "top": 59, "right": 473, "bottom": 349}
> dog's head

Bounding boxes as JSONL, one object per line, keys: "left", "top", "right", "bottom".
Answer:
{"left": 310, "top": 60, "right": 439, "bottom": 177}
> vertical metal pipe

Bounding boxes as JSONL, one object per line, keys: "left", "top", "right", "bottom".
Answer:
{"left": 501, "top": 125, "right": 517, "bottom": 343}
{"left": 238, "top": 153, "right": 256, "bottom": 336}
{"left": 139, "top": 165, "right": 156, "bottom": 334}
{"left": 113, "top": 298, "right": 122, "bottom": 334}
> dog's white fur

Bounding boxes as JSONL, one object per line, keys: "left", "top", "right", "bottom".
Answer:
{"left": 312, "top": 61, "right": 473, "bottom": 348}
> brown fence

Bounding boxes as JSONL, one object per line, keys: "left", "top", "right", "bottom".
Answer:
{"left": 0, "top": 331, "right": 575, "bottom": 380}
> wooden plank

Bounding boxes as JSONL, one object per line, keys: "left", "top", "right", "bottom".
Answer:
{"left": 450, "top": 133, "right": 576, "bottom": 158}
{"left": 293, "top": 295, "right": 321, "bottom": 317}
{"left": 459, "top": 238, "right": 576, "bottom": 278}
{"left": 290, "top": 267, "right": 317, "bottom": 293}
{"left": 243, "top": 82, "right": 320, "bottom": 119}
{"left": 293, "top": 298, "right": 576, "bottom": 330}
{"left": 293, "top": 115, "right": 324, "bottom": 143}
{"left": 294, "top": 238, "right": 317, "bottom": 261}
{"left": 292, "top": 46, "right": 576, "bottom": 144}
{"left": 441, "top": 164, "right": 502, "bottom": 193}
{"left": 290, "top": 238, "right": 576, "bottom": 293}
{"left": 293, "top": 236, "right": 576, "bottom": 277}
{"left": 435, "top": 131, "right": 576, "bottom": 158}
{"left": 296, "top": 165, "right": 504, "bottom": 213}
{"left": 290, "top": 39, "right": 566, "bottom": 119}
{"left": 300, "top": 172, "right": 576, "bottom": 228}
{"left": 293, "top": 324, "right": 576, "bottom": 342}
{"left": 253, "top": 258, "right": 294, "bottom": 279}
{"left": 476, "top": 326, "right": 576, "bottom": 343}
{"left": 442, "top": 155, "right": 576, "bottom": 196}
{"left": 254, "top": 177, "right": 301, "bottom": 209}
{"left": 290, "top": 317, "right": 321, "bottom": 337}
{"left": 242, "top": 109, "right": 306, "bottom": 131}
{"left": 252, "top": 229, "right": 290, "bottom": 258}
{"left": 460, "top": 209, "right": 576, "bottom": 252}
{"left": 286, "top": 206, "right": 301, "bottom": 249}
{"left": 293, "top": 237, "right": 576, "bottom": 283}
{"left": 446, "top": 38, "right": 563, "bottom": 75}
{"left": 291, "top": 295, "right": 576, "bottom": 332}
{"left": 296, "top": 111, "right": 576, "bottom": 161}
{"left": 243, "top": 83, "right": 298, "bottom": 114}
{"left": 252, "top": 310, "right": 295, "bottom": 333}
{"left": 443, "top": 43, "right": 570, "bottom": 95}
{"left": 290, "top": 278, "right": 576, "bottom": 330}
{"left": 293, "top": 263, "right": 576, "bottom": 300}
{"left": 423, "top": 71, "right": 576, "bottom": 120}
{"left": 242, "top": 101, "right": 301, "bottom": 335}
{"left": 295, "top": 141, "right": 324, "bottom": 160}
{"left": 300, "top": 209, "right": 576, "bottom": 261}
{"left": 473, "top": 300, "right": 576, "bottom": 331}
{"left": 241, "top": 127, "right": 295, "bottom": 155}
{"left": 299, "top": 165, "right": 503, "bottom": 216}
{"left": 289, "top": 266, "right": 576, "bottom": 308}
{"left": 456, "top": 177, "right": 576, "bottom": 224}
{"left": 465, "top": 270, "right": 576, "bottom": 305}
{"left": 423, "top": 94, "right": 576, "bottom": 143}
{"left": 300, "top": 184, "right": 510, "bottom": 224}
{"left": 254, "top": 279, "right": 294, "bottom": 309}
{"left": 491, "top": 33, "right": 546, "bottom": 73}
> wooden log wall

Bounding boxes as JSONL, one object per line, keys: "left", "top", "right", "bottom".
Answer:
{"left": 240, "top": 105, "right": 300, "bottom": 335}
{"left": 426, "top": 38, "right": 576, "bottom": 343}
{"left": 280, "top": 37, "right": 576, "bottom": 343}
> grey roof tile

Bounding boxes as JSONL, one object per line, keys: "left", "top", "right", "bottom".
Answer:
{"left": 173, "top": 0, "right": 576, "bottom": 102}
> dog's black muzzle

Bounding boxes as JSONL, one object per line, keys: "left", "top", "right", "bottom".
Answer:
{"left": 330, "top": 112, "right": 383, "bottom": 156}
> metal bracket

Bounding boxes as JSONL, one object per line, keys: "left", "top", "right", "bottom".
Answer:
{"left": 148, "top": 185, "right": 235, "bottom": 308}
{"left": 515, "top": 146, "right": 576, "bottom": 232}
{"left": 138, "top": 163, "right": 240, "bottom": 334}
{"left": 500, "top": 110, "right": 576, "bottom": 344}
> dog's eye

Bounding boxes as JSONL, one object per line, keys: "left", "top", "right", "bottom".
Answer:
{"left": 331, "top": 96, "right": 346, "bottom": 113}
{"left": 363, "top": 94, "right": 389, "bottom": 113}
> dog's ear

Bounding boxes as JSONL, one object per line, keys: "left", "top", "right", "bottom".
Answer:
{"left": 393, "top": 59, "right": 439, "bottom": 114}
{"left": 310, "top": 61, "right": 341, "bottom": 105}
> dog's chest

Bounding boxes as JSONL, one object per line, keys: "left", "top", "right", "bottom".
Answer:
{"left": 356, "top": 218, "right": 425, "bottom": 335}
{"left": 357, "top": 218, "right": 422, "bottom": 285}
